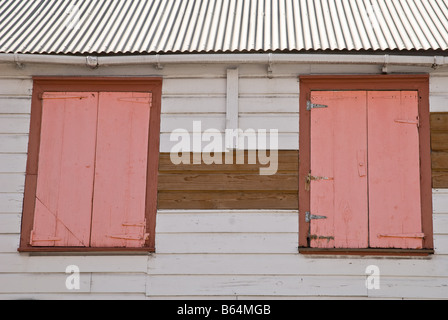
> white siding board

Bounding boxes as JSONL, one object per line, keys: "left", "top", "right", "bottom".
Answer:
{"left": 434, "top": 214, "right": 448, "bottom": 235}
{"left": 0, "top": 97, "right": 31, "bottom": 114}
{"left": 155, "top": 233, "right": 299, "bottom": 254}
{"left": 163, "top": 78, "right": 226, "bottom": 95}
{"left": 0, "top": 174, "right": 25, "bottom": 193}
{"left": 0, "top": 293, "right": 146, "bottom": 300}
{"left": 0, "top": 115, "right": 30, "bottom": 134}
{"left": 148, "top": 254, "right": 448, "bottom": 277}
{"left": 0, "top": 154, "right": 27, "bottom": 173}
{"left": 0, "top": 235, "right": 20, "bottom": 253}
{"left": 368, "top": 277, "right": 448, "bottom": 299}
{"left": 0, "top": 273, "right": 91, "bottom": 294}
{"left": 162, "top": 96, "right": 226, "bottom": 114}
{"left": 0, "top": 79, "right": 33, "bottom": 96}
{"left": 0, "top": 254, "right": 148, "bottom": 273}
{"left": 0, "top": 193, "right": 24, "bottom": 213}
{"left": 0, "top": 214, "right": 22, "bottom": 234}
{"left": 147, "top": 275, "right": 367, "bottom": 297}
{"left": 239, "top": 78, "right": 300, "bottom": 96}
{"left": 239, "top": 114, "right": 299, "bottom": 133}
{"left": 433, "top": 191, "right": 448, "bottom": 214}
{"left": 239, "top": 96, "right": 299, "bottom": 113}
{"left": 0, "top": 134, "right": 29, "bottom": 153}
{"left": 156, "top": 211, "right": 298, "bottom": 233}
{"left": 90, "top": 274, "right": 147, "bottom": 293}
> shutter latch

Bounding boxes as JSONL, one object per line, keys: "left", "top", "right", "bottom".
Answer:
{"left": 307, "top": 101, "right": 328, "bottom": 111}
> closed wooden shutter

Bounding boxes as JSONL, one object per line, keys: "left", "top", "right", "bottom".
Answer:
{"left": 31, "top": 93, "right": 98, "bottom": 247}
{"left": 368, "top": 91, "right": 423, "bottom": 249}
{"left": 90, "top": 93, "right": 151, "bottom": 248}
{"left": 309, "top": 91, "right": 369, "bottom": 248}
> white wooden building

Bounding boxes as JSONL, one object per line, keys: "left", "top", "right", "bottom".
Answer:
{"left": 0, "top": 0, "right": 448, "bottom": 300}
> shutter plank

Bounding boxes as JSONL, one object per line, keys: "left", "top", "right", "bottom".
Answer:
{"left": 368, "top": 91, "right": 423, "bottom": 249}
{"left": 90, "top": 93, "right": 151, "bottom": 248}
{"left": 32, "top": 92, "right": 98, "bottom": 247}
{"left": 310, "top": 91, "right": 369, "bottom": 249}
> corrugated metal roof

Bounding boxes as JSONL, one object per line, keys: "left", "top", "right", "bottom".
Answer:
{"left": 1, "top": 0, "right": 448, "bottom": 55}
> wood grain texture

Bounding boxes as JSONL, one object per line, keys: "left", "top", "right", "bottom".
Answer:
{"left": 431, "top": 113, "right": 448, "bottom": 188}
{"left": 158, "top": 151, "right": 298, "bottom": 210}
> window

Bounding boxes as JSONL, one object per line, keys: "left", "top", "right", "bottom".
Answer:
{"left": 299, "top": 75, "right": 434, "bottom": 255}
{"left": 19, "top": 78, "right": 162, "bottom": 252}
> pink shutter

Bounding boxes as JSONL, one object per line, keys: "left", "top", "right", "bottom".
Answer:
{"left": 90, "top": 92, "right": 151, "bottom": 248}
{"left": 368, "top": 91, "right": 423, "bottom": 249}
{"left": 310, "top": 91, "right": 369, "bottom": 248}
{"left": 31, "top": 92, "right": 98, "bottom": 247}
{"left": 310, "top": 92, "right": 368, "bottom": 248}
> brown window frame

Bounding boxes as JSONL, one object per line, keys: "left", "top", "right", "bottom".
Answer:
{"left": 19, "top": 77, "right": 162, "bottom": 253}
{"left": 298, "top": 75, "right": 434, "bottom": 256}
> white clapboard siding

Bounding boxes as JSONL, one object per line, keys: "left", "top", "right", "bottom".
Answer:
{"left": 0, "top": 194, "right": 24, "bottom": 213}
{"left": 239, "top": 114, "right": 299, "bottom": 132}
{"left": 239, "top": 96, "right": 299, "bottom": 113}
{"left": 163, "top": 78, "right": 226, "bottom": 96}
{"left": 90, "top": 274, "right": 147, "bottom": 294}
{"left": 162, "top": 96, "right": 226, "bottom": 114}
{"left": 0, "top": 174, "right": 25, "bottom": 193}
{"left": 0, "top": 135, "right": 29, "bottom": 153}
{"left": 0, "top": 234, "right": 20, "bottom": 253}
{"left": 159, "top": 132, "right": 299, "bottom": 152}
{"left": 0, "top": 254, "right": 149, "bottom": 273}
{"left": 0, "top": 97, "right": 32, "bottom": 114}
{"left": 0, "top": 79, "right": 33, "bottom": 96}
{"left": 0, "top": 293, "right": 147, "bottom": 300}
{"left": 367, "top": 277, "right": 448, "bottom": 299}
{"left": 0, "top": 214, "right": 22, "bottom": 234}
{"left": 161, "top": 114, "right": 225, "bottom": 133}
{"left": 156, "top": 211, "right": 298, "bottom": 233}
{"left": 239, "top": 78, "right": 300, "bottom": 96}
{"left": 0, "top": 115, "right": 30, "bottom": 134}
{"left": 0, "top": 154, "right": 27, "bottom": 173}
{"left": 0, "top": 273, "right": 91, "bottom": 294}
{"left": 148, "top": 254, "right": 448, "bottom": 277}
{"left": 155, "top": 233, "right": 299, "bottom": 254}
{"left": 147, "top": 275, "right": 368, "bottom": 297}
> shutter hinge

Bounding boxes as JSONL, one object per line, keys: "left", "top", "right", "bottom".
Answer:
{"left": 305, "top": 212, "right": 328, "bottom": 223}
{"left": 307, "top": 101, "right": 328, "bottom": 111}
{"left": 305, "top": 173, "right": 333, "bottom": 191}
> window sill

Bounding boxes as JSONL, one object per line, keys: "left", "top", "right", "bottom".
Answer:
{"left": 299, "top": 247, "right": 434, "bottom": 257}
{"left": 18, "top": 247, "right": 155, "bottom": 255}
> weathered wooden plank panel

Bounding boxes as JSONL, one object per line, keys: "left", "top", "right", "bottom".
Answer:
{"left": 0, "top": 134, "right": 29, "bottom": 153}
{"left": 147, "top": 275, "right": 367, "bottom": 297}
{"left": 0, "top": 214, "right": 22, "bottom": 234}
{"left": 431, "top": 132, "right": 448, "bottom": 151}
{"left": 158, "top": 191, "right": 298, "bottom": 210}
{"left": 158, "top": 151, "right": 299, "bottom": 173}
{"left": 0, "top": 254, "right": 148, "bottom": 273}
{"left": 432, "top": 152, "right": 448, "bottom": 169}
{"left": 155, "top": 233, "right": 298, "bottom": 254}
{"left": 0, "top": 115, "right": 30, "bottom": 134}
{"left": 158, "top": 174, "right": 298, "bottom": 191}
{"left": 156, "top": 211, "right": 298, "bottom": 233}
{"left": 0, "top": 273, "right": 91, "bottom": 293}
{"left": 432, "top": 171, "right": 448, "bottom": 189}
{"left": 0, "top": 97, "right": 31, "bottom": 114}
{"left": 430, "top": 113, "right": 448, "bottom": 131}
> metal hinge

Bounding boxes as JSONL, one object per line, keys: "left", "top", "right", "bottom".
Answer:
{"left": 305, "top": 212, "right": 328, "bottom": 223}
{"left": 305, "top": 173, "right": 333, "bottom": 191}
{"left": 307, "top": 101, "right": 328, "bottom": 111}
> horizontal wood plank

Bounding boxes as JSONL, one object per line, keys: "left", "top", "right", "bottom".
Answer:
{"left": 431, "top": 113, "right": 448, "bottom": 132}
{"left": 158, "top": 174, "right": 298, "bottom": 191}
